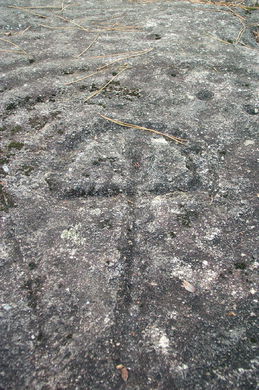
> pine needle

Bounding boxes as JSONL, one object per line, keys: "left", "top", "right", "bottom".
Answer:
{"left": 65, "top": 48, "right": 153, "bottom": 86}
{"left": 64, "top": 60, "right": 115, "bottom": 86}
{"left": 18, "top": 26, "right": 31, "bottom": 35}
{"left": 100, "top": 115, "right": 187, "bottom": 144}
{"left": 55, "top": 14, "right": 90, "bottom": 32}
{"left": 88, "top": 48, "right": 153, "bottom": 59}
{"left": 39, "top": 24, "right": 76, "bottom": 30}
{"left": 224, "top": 5, "right": 246, "bottom": 21}
{"left": 0, "top": 48, "right": 24, "bottom": 53}
{"left": 9, "top": 5, "right": 63, "bottom": 9}
{"left": 76, "top": 34, "right": 100, "bottom": 58}
{"left": 188, "top": 0, "right": 259, "bottom": 10}
{"left": 207, "top": 33, "right": 233, "bottom": 45}
{"left": 65, "top": 57, "right": 132, "bottom": 86}
{"left": 85, "top": 65, "right": 129, "bottom": 102}
{"left": 8, "top": 5, "right": 48, "bottom": 18}
{"left": 0, "top": 37, "right": 28, "bottom": 55}
{"left": 235, "top": 23, "right": 246, "bottom": 44}
{"left": 97, "top": 25, "right": 140, "bottom": 32}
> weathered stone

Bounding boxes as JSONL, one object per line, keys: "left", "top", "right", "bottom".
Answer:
{"left": 0, "top": 0, "right": 258, "bottom": 389}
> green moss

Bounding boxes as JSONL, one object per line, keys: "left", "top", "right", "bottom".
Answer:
{"left": 90, "top": 83, "right": 98, "bottom": 92}
{"left": 11, "top": 125, "right": 23, "bottom": 134}
{"left": 0, "top": 184, "right": 15, "bottom": 212}
{"left": 88, "top": 80, "right": 140, "bottom": 102}
{"left": 28, "top": 262, "right": 37, "bottom": 270}
{"left": 234, "top": 262, "right": 247, "bottom": 270}
{"left": 0, "top": 156, "right": 9, "bottom": 165}
{"left": 8, "top": 141, "right": 24, "bottom": 150}
{"left": 110, "top": 80, "right": 120, "bottom": 86}
{"left": 124, "top": 88, "right": 141, "bottom": 98}
{"left": 245, "top": 5, "right": 259, "bottom": 10}
{"left": 5, "top": 102, "right": 16, "bottom": 111}
{"left": 19, "top": 165, "right": 34, "bottom": 176}
{"left": 29, "top": 115, "right": 47, "bottom": 130}
{"left": 177, "top": 210, "right": 199, "bottom": 227}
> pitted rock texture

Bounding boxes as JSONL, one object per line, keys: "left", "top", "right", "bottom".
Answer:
{"left": 0, "top": 0, "right": 258, "bottom": 389}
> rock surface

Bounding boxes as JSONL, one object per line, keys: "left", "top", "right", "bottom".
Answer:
{"left": 0, "top": 0, "right": 258, "bottom": 389}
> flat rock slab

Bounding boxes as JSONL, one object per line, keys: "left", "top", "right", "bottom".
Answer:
{"left": 0, "top": 0, "right": 258, "bottom": 389}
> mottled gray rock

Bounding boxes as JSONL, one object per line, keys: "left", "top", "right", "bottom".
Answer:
{"left": 0, "top": 0, "right": 258, "bottom": 389}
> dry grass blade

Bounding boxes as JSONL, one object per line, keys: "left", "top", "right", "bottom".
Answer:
{"left": 222, "top": 1, "right": 259, "bottom": 10}
{"left": 252, "top": 29, "right": 259, "bottom": 43}
{"left": 0, "top": 48, "right": 24, "bottom": 53}
{"left": 235, "top": 23, "right": 246, "bottom": 44}
{"left": 8, "top": 5, "right": 48, "bottom": 18}
{"left": 225, "top": 5, "right": 246, "bottom": 20}
{"left": 207, "top": 33, "right": 233, "bottom": 45}
{"left": 46, "top": 15, "right": 139, "bottom": 33}
{"left": 55, "top": 14, "right": 90, "bottom": 32}
{"left": 8, "top": 4, "right": 77, "bottom": 9}
{"left": 39, "top": 24, "right": 76, "bottom": 30}
{"left": 96, "top": 22, "right": 137, "bottom": 28}
{"left": 64, "top": 58, "right": 127, "bottom": 85}
{"left": 65, "top": 48, "right": 153, "bottom": 86}
{"left": 91, "top": 13, "right": 126, "bottom": 24}
{"left": 65, "top": 68, "right": 105, "bottom": 86}
{"left": 56, "top": 2, "right": 74, "bottom": 12}
{"left": 85, "top": 65, "right": 129, "bottom": 102}
{"left": 188, "top": 0, "right": 258, "bottom": 9}
{"left": 129, "top": 0, "right": 165, "bottom": 2}
{"left": 97, "top": 25, "right": 140, "bottom": 32}
{"left": 1, "top": 26, "right": 31, "bottom": 36}
{"left": 88, "top": 48, "right": 153, "bottom": 59}
{"left": 76, "top": 34, "right": 100, "bottom": 58}
{"left": 9, "top": 5, "right": 63, "bottom": 9}
{"left": 18, "top": 26, "right": 31, "bottom": 35}
{"left": 64, "top": 64, "right": 109, "bottom": 86}
{"left": 0, "top": 37, "right": 28, "bottom": 55}
{"left": 100, "top": 115, "right": 187, "bottom": 144}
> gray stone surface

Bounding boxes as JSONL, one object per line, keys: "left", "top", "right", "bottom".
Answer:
{"left": 0, "top": 0, "right": 258, "bottom": 389}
